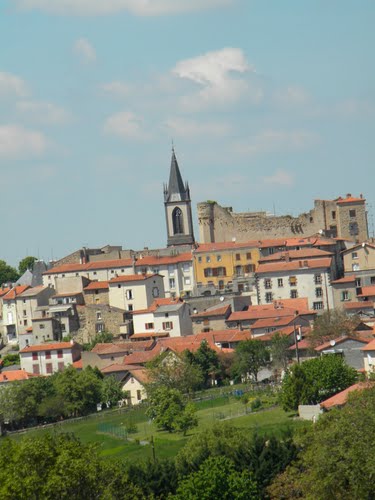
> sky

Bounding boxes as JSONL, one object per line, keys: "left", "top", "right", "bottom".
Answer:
{"left": 1, "top": 0, "right": 375, "bottom": 266}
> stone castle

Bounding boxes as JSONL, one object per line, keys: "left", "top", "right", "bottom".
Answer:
{"left": 198, "top": 194, "right": 368, "bottom": 244}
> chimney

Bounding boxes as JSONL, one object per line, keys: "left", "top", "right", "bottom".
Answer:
{"left": 346, "top": 193, "right": 351, "bottom": 198}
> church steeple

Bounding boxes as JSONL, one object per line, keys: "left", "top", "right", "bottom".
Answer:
{"left": 164, "top": 148, "right": 195, "bottom": 247}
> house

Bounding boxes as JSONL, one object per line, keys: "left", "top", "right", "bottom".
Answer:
{"left": 255, "top": 257, "right": 335, "bottom": 312}
{"left": 331, "top": 276, "right": 358, "bottom": 309}
{"left": 19, "top": 341, "right": 82, "bottom": 375}
{"left": 83, "top": 281, "right": 109, "bottom": 305}
{"left": 132, "top": 297, "right": 192, "bottom": 337}
{"left": 108, "top": 274, "right": 165, "bottom": 312}
{"left": 314, "top": 336, "right": 372, "bottom": 371}
{"left": 121, "top": 367, "right": 149, "bottom": 405}
{"left": 1, "top": 285, "right": 30, "bottom": 342}
{"left": 76, "top": 304, "right": 132, "bottom": 343}
{"left": 191, "top": 303, "right": 232, "bottom": 335}
{"left": 362, "top": 339, "right": 375, "bottom": 375}
{"left": 0, "top": 370, "right": 38, "bottom": 385}
{"left": 320, "top": 382, "right": 374, "bottom": 411}
{"left": 341, "top": 242, "right": 375, "bottom": 290}
{"left": 192, "top": 240, "right": 260, "bottom": 296}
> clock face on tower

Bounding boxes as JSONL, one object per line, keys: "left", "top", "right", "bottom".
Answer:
{"left": 152, "top": 287, "right": 160, "bottom": 298}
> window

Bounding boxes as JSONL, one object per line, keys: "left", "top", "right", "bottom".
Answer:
{"left": 198, "top": 256, "right": 202, "bottom": 263}
{"left": 290, "top": 290, "right": 298, "bottom": 299}
{"left": 289, "top": 276, "right": 297, "bottom": 286}
{"left": 265, "top": 292, "right": 273, "bottom": 303}
{"left": 204, "top": 268, "right": 213, "bottom": 277}
{"left": 246, "top": 252, "right": 252, "bottom": 259}
{"left": 217, "top": 267, "right": 227, "bottom": 277}
{"left": 39, "top": 324, "right": 45, "bottom": 329}
{"left": 349, "top": 209, "right": 356, "bottom": 218}
{"left": 264, "top": 278, "right": 272, "bottom": 289}
{"left": 235, "top": 265, "right": 242, "bottom": 276}
{"left": 206, "top": 256, "right": 211, "bottom": 263}
{"left": 172, "top": 207, "right": 184, "bottom": 234}
{"left": 341, "top": 291, "right": 350, "bottom": 301}
{"left": 126, "top": 289, "right": 133, "bottom": 300}
{"left": 352, "top": 263, "right": 360, "bottom": 271}
{"left": 310, "top": 216, "right": 314, "bottom": 223}
{"left": 349, "top": 222, "right": 359, "bottom": 236}
{"left": 145, "top": 323, "right": 154, "bottom": 330}
{"left": 58, "top": 362, "right": 65, "bottom": 372}
{"left": 96, "top": 311, "right": 102, "bottom": 321}
{"left": 352, "top": 252, "right": 358, "bottom": 259}
{"left": 184, "top": 277, "right": 191, "bottom": 285}
{"left": 61, "top": 324, "right": 66, "bottom": 332}
{"left": 169, "top": 278, "right": 175, "bottom": 289}
{"left": 137, "top": 390, "right": 142, "bottom": 401}
{"left": 45, "top": 351, "right": 51, "bottom": 359}
{"left": 32, "top": 352, "right": 38, "bottom": 361}
{"left": 355, "top": 278, "right": 361, "bottom": 287}
{"left": 93, "top": 272, "right": 97, "bottom": 276}
{"left": 128, "top": 304, "right": 133, "bottom": 312}
{"left": 23, "top": 309, "right": 26, "bottom": 316}
{"left": 57, "top": 350, "right": 63, "bottom": 359}
{"left": 244, "top": 264, "right": 255, "bottom": 273}
{"left": 33, "top": 364, "right": 40, "bottom": 375}
{"left": 277, "top": 278, "right": 283, "bottom": 288}
{"left": 371, "top": 276, "right": 375, "bottom": 285}
{"left": 217, "top": 255, "right": 222, "bottom": 262}
{"left": 313, "top": 301, "right": 324, "bottom": 310}
{"left": 235, "top": 253, "right": 241, "bottom": 261}
{"left": 182, "top": 263, "right": 190, "bottom": 272}
{"left": 314, "top": 274, "right": 322, "bottom": 284}
{"left": 46, "top": 363, "right": 53, "bottom": 374}
{"left": 331, "top": 210, "right": 336, "bottom": 220}
{"left": 162, "top": 321, "right": 173, "bottom": 330}
{"left": 76, "top": 273, "right": 79, "bottom": 277}
{"left": 111, "top": 270, "right": 114, "bottom": 274}
{"left": 23, "top": 320, "right": 27, "bottom": 326}
{"left": 118, "top": 284, "right": 121, "bottom": 289}
{"left": 218, "top": 280, "right": 224, "bottom": 290}
{"left": 96, "top": 323, "right": 104, "bottom": 333}
{"left": 315, "top": 287, "right": 323, "bottom": 297}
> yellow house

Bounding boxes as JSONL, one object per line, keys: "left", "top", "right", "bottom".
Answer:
{"left": 193, "top": 241, "right": 261, "bottom": 295}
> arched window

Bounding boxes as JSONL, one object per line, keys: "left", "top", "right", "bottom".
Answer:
{"left": 173, "top": 207, "right": 184, "bottom": 234}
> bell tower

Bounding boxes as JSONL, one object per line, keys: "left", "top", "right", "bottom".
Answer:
{"left": 164, "top": 149, "right": 195, "bottom": 247}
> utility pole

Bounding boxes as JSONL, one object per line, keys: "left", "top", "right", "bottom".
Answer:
{"left": 151, "top": 435, "right": 156, "bottom": 463}
{"left": 293, "top": 312, "right": 300, "bottom": 364}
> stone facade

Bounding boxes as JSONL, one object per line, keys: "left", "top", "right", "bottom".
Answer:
{"left": 76, "top": 304, "right": 128, "bottom": 344}
{"left": 198, "top": 195, "right": 368, "bottom": 244}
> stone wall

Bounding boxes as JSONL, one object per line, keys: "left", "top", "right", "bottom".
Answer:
{"left": 198, "top": 196, "right": 368, "bottom": 244}
{"left": 76, "top": 304, "right": 126, "bottom": 344}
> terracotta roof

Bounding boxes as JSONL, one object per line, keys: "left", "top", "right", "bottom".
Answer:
{"left": 83, "top": 281, "right": 109, "bottom": 291}
{"left": 362, "top": 338, "right": 375, "bottom": 351}
{"left": 343, "top": 301, "right": 374, "bottom": 310}
{"left": 228, "top": 299, "right": 313, "bottom": 322}
{"left": 109, "top": 274, "right": 159, "bottom": 284}
{"left": 44, "top": 258, "right": 133, "bottom": 275}
{"left": 251, "top": 315, "right": 296, "bottom": 330}
{"left": 52, "top": 292, "right": 82, "bottom": 298}
{"left": 124, "top": 345, "right": 162, "bottom": 365}
{"left": 259, "top": 248, "right": 333, "bottom": 263}
{"left": 91, "top": 342, "right": 143, "bottom": 355}
{"left": 289, "top": 337, "right": 313, "bottom": 350}
{"left": 135, "top": 252, "right": 192, "bottom": 266}
{"left": 101, "top": 363, "right": 140, "bottom": 373}
{"left": 195, "top": 241, "right": 260, "bottom": 253}
{"left": 3, "top": 285, "right": 30, "bottom": 301}
{"left": 73, "top": 359, "right": 83, "bottom": 369}
{"left": 0, "top": 287, "right": 11, "bottom": 297}
{"left": 132, "top": 297, "right": 183, "bottom": 315}
{"left": 196, "top": 329, "right": 251, "bottom": 343}
{"left": 336, "top": 195, "right": 365, "bottom": 204}
{"left": 20, "top": 341, "right": 80, "bottom": 353}
{"left": 257, "top": 258, "right": 332, "bottom": 274}
{"left": 331, "top": 276, "right": 356, "bottom": 284}
{"left": 341, "top": 242, "right": 375, "bottom": 254}
{"left": 130, "top": 332, "right": 170, "bottom": 339}
{"left": 358, "top": 286, "right": 375, "bottom": 297}
{"left": 17, "top": 286, "right": 47, "bottom": 298}
{"left": 193, "top": 304, "right": 231, "bottom": 319}
{"left": 320, "top": 382, "right": 373, "bottom": 410}
{"left": 0, "top": 370, "right": 38, "bottom": 382}
{"left": 125, "top": 367, "right": 149, "bottom": 384}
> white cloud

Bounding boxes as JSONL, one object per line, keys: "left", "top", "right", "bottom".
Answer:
{"left": 103, "top": 111, "right": 143, "bottom": 139}
{"left": 172, "top": 48, "right": 259, "bottom": 110}
{"left": 233, "top": 129, "right": 319, "bottom": 155}
{"left": 16, "top": 100, "right": 72, "bottom": 124}
{"left": 165, "top": 117, "right": 231, "bottom": 138}
{"left": 14, "top": 0, "right": 234, "bottom": 16}
{"left": 73, "top": 38, "right": 96, "bottom": 63}
{"left": 0, "top": 125, "right": 48, "bottom": 158}
{"left": 273, "top": 86, "right": 310, "bottom": 107}
{"left": 262, "top": 169, "right": 295, "bottom": 187}
{"left": 0, "top": 72, "right": 29, "bottom": 97}
{"left": 100, "top": 81, "right": 131, "bottom": 98}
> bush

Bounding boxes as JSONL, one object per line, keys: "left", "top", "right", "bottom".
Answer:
{"left": 250, "top": 398, "right": 262, "bottom": 411}
{"left": 125, "top": 422, "right": 138, "bottom": 434}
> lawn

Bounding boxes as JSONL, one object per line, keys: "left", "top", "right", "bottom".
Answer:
{"left": 10, "top": 390, "right": 308, "bottom": 462}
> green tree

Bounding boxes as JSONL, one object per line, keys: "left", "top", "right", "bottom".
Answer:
{"left": 18, "top": 256, "right": 37, "bottom": 275}
{"left": 0, "top": 260, "right": 19, "bottom": 285}
{"left": 174, "top": 456, "right": 259, "bottom": 500}
{"left": 101, "top": 375, "right": 124, "bottom": 407}
{"left": 281, "top": 355, "right": 357, "bottom": 411}
{"left": 232, "top": 340, "right": 269, "bottom": 382}
{"left": 310, "top": 309, "right": 360, "bottom": 347}
{"left": 1, "top": 353, "right": 20, "bottom": 367}
{"left": 146, "top": 387, "right": 198, "bottom": 434}
{"left": 84, "top": 331, "right": 114, "bottom": 351}
{"left": 269, "top": 385, "right": 375, "bottom": 499}
{"left": 270, "top": 333, "right": 291, "bottom": 374}
{"left": 185, "top": 340, "right": 222, "bottom": 386}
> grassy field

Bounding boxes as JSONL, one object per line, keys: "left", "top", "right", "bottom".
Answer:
{"left": 10, "top": 390, "right": 308, "bottom": 462}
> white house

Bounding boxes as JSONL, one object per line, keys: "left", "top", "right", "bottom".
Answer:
{"left": 19, "top": 341, "right": 82, "bottom": 375}
{"left": 132, "top": 298, "right": 193, "bottom": 337}
{"left": 121, "top": 367, "right": 148, "bottom": 405}
{"left": 256, "top": 257, "right": 334, "bottom": 312}
{"left": 108, "top": 274, "right": 165, "bottom": 312}
{"left": 362, "top": 339, "right": 375, "bottom": 375}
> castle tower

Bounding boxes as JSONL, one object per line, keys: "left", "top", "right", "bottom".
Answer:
{"left": 164, "top": 149, "right": 195, "bottom": 247}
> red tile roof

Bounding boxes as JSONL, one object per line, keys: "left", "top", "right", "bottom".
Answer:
{"left": 259, "top": 248, "right": 333, "bottom": 263}
{"left": 130, "top": 332, "right": 170, "bottom": 339}
{"left": 331, "top": 276, "right": 356, "bottom": 284}
{"left": 358, "top": 286, "right": 375, "bottom": 297}
{"left": 193, "top": 304, "right": 231, "bottom": 319}
{"left": 0, "top": 370, "right": 38, "bottom": 382}
{"left": 315, "top": 336, "right": 371, "bottom": 352}
{"left": 320, "top": 382, "right": 373, "bottom": 410}
{"left": 83, "top": 281, "right": 109, "bottom": 291}
{"left": 251, "top": 315, "right": 297, "bottom": 330}
{"left": 109, "top": 274, "right": 159, "bottom": 284}
{"left": 343, "top": 301, "right": 374, "bottom": 310}
{"left": 101, "top": 363, "right": 140, "bottom": 373}
{"left": 0, "top": 287, "right": 11, "bottom": 297}
{"left": 72, "top": 359, "right": 83, "bottom": 369}
{"left": 195, "top": 241, "right": 260, "bottom": 253}
{"left": 227, "top": 299, "right": 313, "bottom": 322}
{"left": 132, "top": 297, "right": 183, "bottom": 315}
{"left": 362, "top": 339, "right": 375, "bottom": 351}
{"left": 135, "top": 252, "right": 192, "bottom": 266}
{"left": 3, "top": 285, "right": 30, "bottom": 301}
{"left": 20, "top": 341, "right": 80, "bottom": 353}
{"left": 257, "top": 258, "right": 332, "bottom": 274}
{"left": 44, "top": 258, "right": 134, "bottom": 275}
{"left": 124, "top": 345, "right": 162, "bottom": 365}
{"left": 336, "top": 195, "right": 365, "bottom": 204}
{"left": 125, "top": 367, "right": 149, "bottom": 384}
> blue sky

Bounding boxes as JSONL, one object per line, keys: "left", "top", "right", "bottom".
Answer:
{"left": 1, "top": 0, "right": 375, "bottom": 265}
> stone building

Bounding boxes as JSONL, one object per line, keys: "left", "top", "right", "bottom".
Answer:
{"left": 198, "top": 194, "right": 368, "bottom": 244}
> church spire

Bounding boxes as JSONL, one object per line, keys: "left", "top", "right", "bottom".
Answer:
{"left": 164, "top": 148, "right": 190, "bottom": 203}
